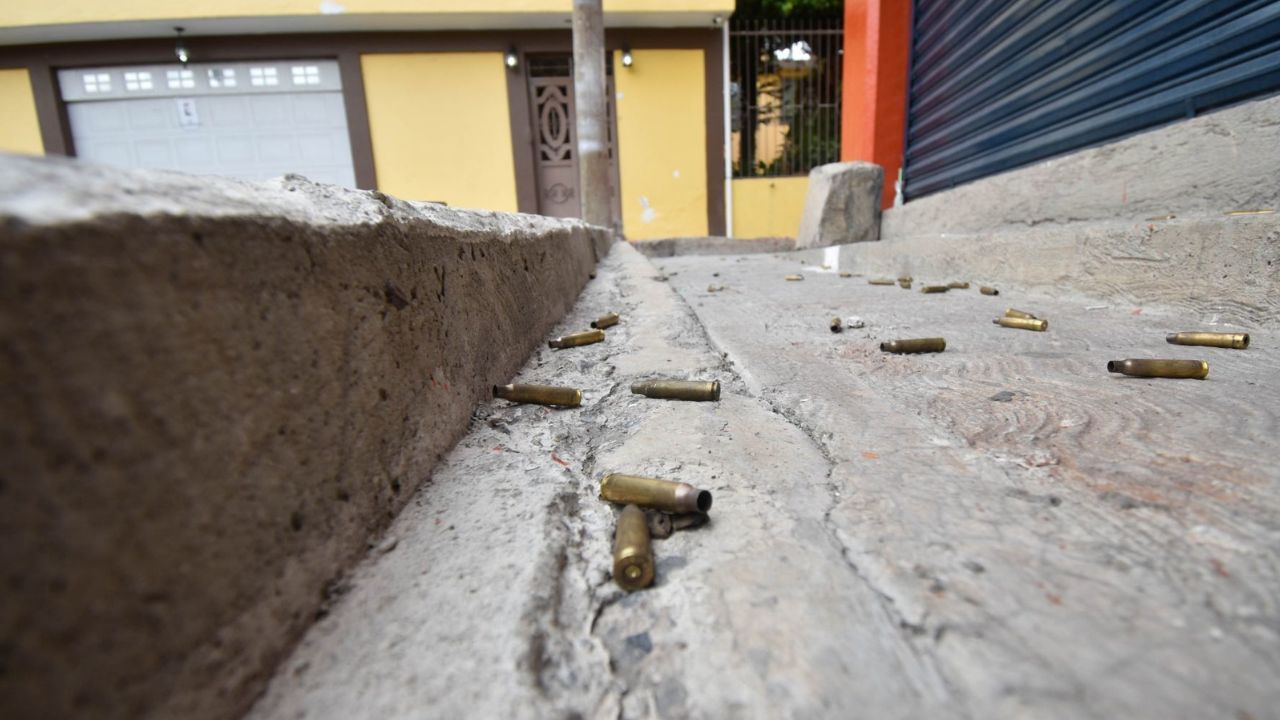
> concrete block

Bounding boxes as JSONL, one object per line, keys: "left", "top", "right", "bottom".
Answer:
{"left": 795, "top": 161, "right": 883, "bottom": 249}
{"left": 0, "top": 153, "right": 611, "bottom": 720}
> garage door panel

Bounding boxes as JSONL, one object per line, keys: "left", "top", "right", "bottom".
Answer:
{"left": 134, "top": 139, "right": 174, "bottom": 168}
{"left": 60, "top": 60, "right": 356, "bottom": 187}
{"left": 216, "top": 137, "right": 255, "bottom": 164}
{"left": 249, "top": 95, "right": 293, "bottom": 126}
{"left": 174, "top": 137, "right": 217, "bottom": 165}
{"left": 80, "top": 140, "right": 133, "bottom": 166}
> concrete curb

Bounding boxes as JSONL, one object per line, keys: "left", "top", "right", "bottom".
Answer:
{"left": 0, "top": 154, "right": 611, "bottom": 720}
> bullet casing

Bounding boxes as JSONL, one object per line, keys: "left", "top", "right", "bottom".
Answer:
{"left": 1166, "top": 332, "right": 1249, "bottom": 349}
{"left": 898, "top": 279, "right": 913, "bottom": 289}
{"left": 994, "top": 317, "right": 1048, "bottom": 331}
{"left": 591, "top": 312, "right": 620, "bottom": 329}
{"left": 839, "top": 271, "right": 853, "bottom": 278}
{"left": 492, "top": 383, "right": 582, "bottom": 407}
{"left": 548, "top": 328, "right": 605, "bottom": 349}
{"left": 1004, "top": 308, "right": 1038, "bottom": 320}
{"left": 1107, "top": 358, "right": 1209, "bottom": 380}
{"left": 601, "top": 473, "right": 713, "bottom": 514}
{"left": 613, "top": 505, "right": 654, "bottom": 591}
{"left": 921, "top": 285, "right": 950, "bottom": 293}
{"left": 785, "top": 274, "right": 804, "bottom": 281}
{"left": 630, "top": 379, "right": 721, "bottom": 402}
{"left": 880, "top": 337, "right": 946, "bottom": 354}
{"left": 868, "top": 278, "right": 895, "bottom": 285}
{"left": 898, "top": 276, "right": 913, "bottom": 283}
{"left": 980, "top": 286, "right": 1000, "bottom": 295}
{"left": 830, "top": 317, "right": 844, "bottom": 333}
{"left": 948, "top": 281, "right": 970, "bottom": 289}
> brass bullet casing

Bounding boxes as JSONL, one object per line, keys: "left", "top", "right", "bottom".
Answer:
{"left": 630, "top": 379, "right": 721, "bottom": 402}
{"left": 839, "top": 271, "right": 853, "bottom": 278}
{"left": 980, "top": 286, "right": 1000, "bottom": 295}
{"left": 613, "top": 505, "right": 654, "bottom": 592}
{"left": 830, "top": 317, "right": 844, "bottom": 333}
{"left": 948, "top": 281, "right": 970, "bottom": 289}
{"left": 1166, "top": 332, "right": 1249, "bottom": 349}
{"left": 548, "top": 328, "right": 605, "bottom": 349}
{"left": 600, "top": 473, "right": 713, "bottom": 514}
{"left": 897, "top": 279, "right": 913, "bottom": 289}
{"left": 920, "top": 285, "right": 950, "bottom": 294}
{"left": 994, "top": 317, "right": 1048, "bottom": 332}
{"left": 868, "top": 278, "right": 896, "bottom": 286}
{"left": 898, "top": 275, "right": 913, "bottom": 283}
{"left": 1107, "top": 358, "right": 1209, "bottom": 380}
{"left": 492, "top": 383, "right": 582, "bottom": 407}
{"left": 880, "top": 337, "right": 946, "bottom": 354}
{"left": 591, "top": 312, "right": 620, "bottom": 329}
{"left": 785, "top": 274, "right": 804, "bottom": 281}
{"left": 1004, "top": 308, "right": 1038, "bottom": 320}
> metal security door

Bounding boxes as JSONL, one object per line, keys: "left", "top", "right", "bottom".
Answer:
{"left": 905, "top": 1, "right": 1280, "bottom": 200}
{"left": 527, "top": 56, "right": 622, "bottom": 229}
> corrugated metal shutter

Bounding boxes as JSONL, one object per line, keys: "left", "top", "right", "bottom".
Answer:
{"left": 904, "top": 0, "right": 1280, "bottom": 199}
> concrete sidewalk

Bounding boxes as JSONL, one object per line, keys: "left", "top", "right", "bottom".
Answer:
{"left": 250, "top": 245, "right": 1280, "bottom": 720}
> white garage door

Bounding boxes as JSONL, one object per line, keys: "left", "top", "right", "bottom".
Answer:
{"left": 59, "top": 60, "right": 357, "bottom": 187}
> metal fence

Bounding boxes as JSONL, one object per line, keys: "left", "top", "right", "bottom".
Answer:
{"left": 730, "top": 17, "right": 843, "bottom": 178}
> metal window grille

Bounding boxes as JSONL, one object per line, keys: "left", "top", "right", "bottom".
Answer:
{"left": 730, "top": 17, "right": 843, "bottom": 178}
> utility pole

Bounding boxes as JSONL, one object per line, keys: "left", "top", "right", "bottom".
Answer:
{"left": 572, "top": 0, "right": 612, "bottom": 229}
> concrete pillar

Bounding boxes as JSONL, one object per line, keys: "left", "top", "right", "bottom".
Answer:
{"left": 572, "top": 0, "right": 612, "bottom": 229}
{"left": 840, "top": 0, "right": 912, "bottom": 209}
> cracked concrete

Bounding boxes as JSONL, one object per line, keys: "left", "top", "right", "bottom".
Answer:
{"left": 251, "top": 243, "right": 1279, "bottom": 720}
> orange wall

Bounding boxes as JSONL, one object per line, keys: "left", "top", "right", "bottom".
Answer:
{"left": 841, "top": 0, "right": 911, "bottom": 208}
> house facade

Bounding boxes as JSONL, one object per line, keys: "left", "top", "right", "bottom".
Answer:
{"left": 0, "top": 1, "right": 737, "bottom": 240}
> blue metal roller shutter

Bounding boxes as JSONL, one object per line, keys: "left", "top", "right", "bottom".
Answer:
{"left": 904, "top": 0, "right": 1280, "bottom": 199}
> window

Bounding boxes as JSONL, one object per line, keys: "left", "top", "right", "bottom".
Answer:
{"left": 82, "top": 72, "right": 111, "bottom": 93}
{"left": 249, "top": 67, "right": 279, "bottom": 87}
{"left": 166, "top": 69, "right": 196, "bottom": 89}
{"left": 291, "top": 65, "right": 320, "bottom": 85}
{"left": 207, "top": 68, "right": 237, "bottom": 88}
{"left": 123, "top": 71, "right": 153, "bottom": 91}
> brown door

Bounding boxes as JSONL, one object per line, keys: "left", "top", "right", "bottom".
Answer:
{"left": 527, "top": 55, "right": 622, "bottom": 230}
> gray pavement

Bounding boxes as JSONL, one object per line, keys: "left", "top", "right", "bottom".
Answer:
{"left": 250, "top": 244, "right": 1280, "bottom": 720}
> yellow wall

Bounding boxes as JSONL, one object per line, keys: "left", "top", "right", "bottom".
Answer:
{"left": 613, "top": 49, "right": 708, "bottom": 240}
{"left": 361, "top": 53, "right": 517, "bottom": 211}
{"left": 732, "top": 177, "right": 808, "bottom": 238}
{"left": 0, "top": 69, "right": 44, "bottom": 156}
{"left": 1, "top": 1, "right": 732, "bottom": 26}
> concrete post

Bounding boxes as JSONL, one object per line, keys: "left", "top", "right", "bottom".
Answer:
{"left": 572, "top": 0, "right": 611, "bottom": 229}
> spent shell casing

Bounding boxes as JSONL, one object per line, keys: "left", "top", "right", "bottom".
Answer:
{"left": 492, "top": 383, "right": 582, "bottom": 407}
{"left": 1004, "top": 308, "right": 1038, "bottom": 320}
{"left": 591, "top": 312, "right": 620, "bottom": 329}
{"left": 613, "top": 505, "right": 654, "bottom": 591}
{"left": 1165, "top": 332, "right": 1249, "bottom": 349}
{"left": 868, "top": 278, "right": 896, "bottom": 286}
{"left": 1107, "top": 358, "right": 1209, "bottom": 380}
{"left": 600, "top": 473, "right": 713, "bottom": 514}
{"left": 784, "top": 274, "right": 804, "bottom": 281}
{"left": 994, "top": 317, "right": 1048, "bottom": 332}
{"left": 948, "top": 281, "right": 970, "bottom": 289}
{"left": 920, "top": 285, "right": 950, "bottom": 294}
{"left": 980, "top": 286, "right": 1000, "bottom": 295}
{"left": 839, "top": 271, "right": 853, "bottom": 278}
{"left": 880, "top": 337, "right": 946, "bottom": 354}
{"left": 630, "top": 379, "right": 721, "bottom": 402}
{"left": 830, "top": 317, "right": 844, "bottom": 333}
{"left": 548, "top": 328, "right": 605, "bottom": 349}
{"left": 898, "top": 279, "right": 913, "bottom": 289}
